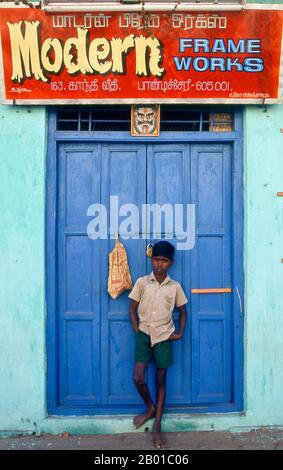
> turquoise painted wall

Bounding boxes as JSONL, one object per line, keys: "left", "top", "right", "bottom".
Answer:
{"left": 0, "top": 106, "right": 46, "bottom": 434}
{"left": 0, "top": 103, "right": 283, "bottom": 435}
{"left": 244, "top": 105, "right": 283, "bottom": 425}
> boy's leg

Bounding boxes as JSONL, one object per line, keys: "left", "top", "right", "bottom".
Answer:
{"left": 133, "top": 362, "right": 156, "bottom": 429}
{"left": 152, "top": 367, "right": 168, "bottom": 448}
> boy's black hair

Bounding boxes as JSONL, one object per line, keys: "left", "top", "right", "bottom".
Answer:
{"left": 152, "top": 241, "right": 175, "bottom": 260}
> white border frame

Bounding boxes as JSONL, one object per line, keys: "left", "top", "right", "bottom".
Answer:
{"left": 0, "top": 32, "right": 6, "bottom": 104}
{"left": 0, "top": 3, "right": 282, "bottom": 105}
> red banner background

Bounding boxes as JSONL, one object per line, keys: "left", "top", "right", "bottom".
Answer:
{"left": 0, "top": 7, "right": 282, "bottom": 103}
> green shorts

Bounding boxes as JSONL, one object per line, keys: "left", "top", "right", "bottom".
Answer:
{"left": 134, "top": 330, "right": 173, "bottom": 369}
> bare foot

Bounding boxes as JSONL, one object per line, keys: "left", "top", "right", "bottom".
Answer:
{"left": 133, "top": 405, "right": 156, "bottom": 429}
{"left": 152, "top": 422, "right": 168, "bottom": 449}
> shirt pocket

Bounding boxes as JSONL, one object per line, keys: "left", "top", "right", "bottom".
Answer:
{"left": 163, "top": 294, "right": 175, "bottom": 310}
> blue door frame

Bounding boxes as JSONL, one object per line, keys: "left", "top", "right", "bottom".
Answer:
{"left": 46, "top": 108, "right": 244, "bottom": 416}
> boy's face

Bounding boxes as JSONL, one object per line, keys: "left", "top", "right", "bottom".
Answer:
{"left": 151, "top": 256, "right": 173, "bottom": 275}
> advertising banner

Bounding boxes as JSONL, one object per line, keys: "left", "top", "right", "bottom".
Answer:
{"left": 0, "top": 6, "right": 283, "bottom": 103}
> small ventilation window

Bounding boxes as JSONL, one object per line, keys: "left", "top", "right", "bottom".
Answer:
{"left": 209, "top": 113, "right": 233, "bottom": 132}
{"left": 57, "top": 107, "right": 131, "bottom": 132}
{"left": 56, "top": 106, "right": 234, "bottom": 132}
{"left": 160, "top": 107, "right": 211, "bottom": 132}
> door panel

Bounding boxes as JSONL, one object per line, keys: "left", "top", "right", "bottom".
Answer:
{"left": 100, "top": 144, "right": 147, "bottom": 405}
{"left": 58, "top": 144, "right": 101, "bottom": 405}
{"left": 146, "top": 145, "right": 191, "bottom": 404}
{"left": 191, "top": 144, "right": 232, "bottom": 403}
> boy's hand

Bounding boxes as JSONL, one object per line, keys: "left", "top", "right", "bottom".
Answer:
{"left": 168, "top": 333, "right": 182, "bottom": 341}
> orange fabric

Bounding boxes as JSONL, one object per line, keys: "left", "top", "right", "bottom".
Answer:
{"left": 108, "top": 237, "right": 133, "bottom": 299}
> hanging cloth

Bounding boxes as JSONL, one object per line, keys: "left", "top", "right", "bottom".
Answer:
{"left": 108, "top": 232, "right": 133, "bottom": 299}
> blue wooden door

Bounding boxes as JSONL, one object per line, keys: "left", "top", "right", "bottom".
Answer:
{"left": 55, "top": 141, "right": 237, "bottom": 414}
{"left": 190, "top": 144, "right": 233, "bottom": 405}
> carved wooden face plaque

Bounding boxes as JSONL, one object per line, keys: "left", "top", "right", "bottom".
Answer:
{"left": 131, "top": 105, "right": 160, "bottom": 136}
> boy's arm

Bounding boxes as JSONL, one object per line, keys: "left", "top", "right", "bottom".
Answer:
{"left": 128, "top": 278, "right": 142, "bottom": 333}
{"left": 168, "top": 304, "right": 187, "bottom": 340}
{"left": 129, "top": 299, "right": 139, "bottom": 333}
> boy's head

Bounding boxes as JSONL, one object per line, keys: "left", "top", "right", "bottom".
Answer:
{"left": 151, "top": 241, "right": 175, "bottom": 275}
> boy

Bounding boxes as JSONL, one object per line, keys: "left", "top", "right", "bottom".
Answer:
{"left": 128, "top": 240, "right": 188, "bottom": 449}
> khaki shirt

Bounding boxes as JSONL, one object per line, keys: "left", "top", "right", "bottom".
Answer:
{"left": 128, "top": 271, "right": 188, "bottom": 346}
